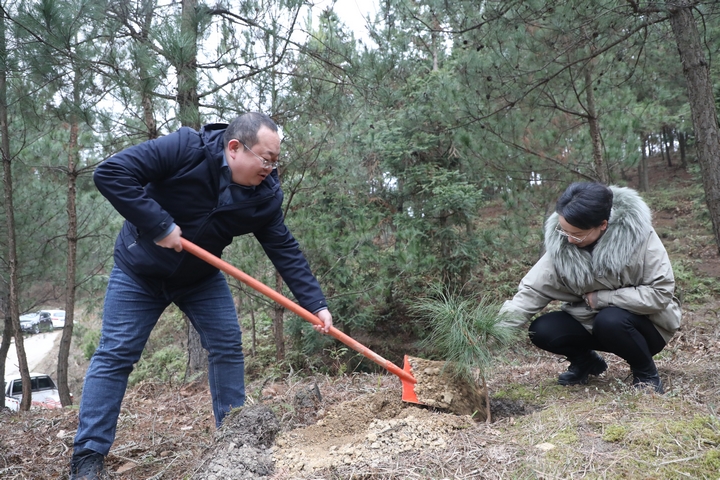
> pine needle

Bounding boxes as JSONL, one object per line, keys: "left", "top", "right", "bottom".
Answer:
{"left": 410, "top": 284, "right": 518, "bottom": 383}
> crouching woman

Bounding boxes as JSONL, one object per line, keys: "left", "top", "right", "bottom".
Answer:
{"left": 499, "top": 182, "right": 681, "bottom": 393}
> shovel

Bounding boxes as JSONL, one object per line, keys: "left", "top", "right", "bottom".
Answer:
{"left": 179, "top": 238, "right": 421, "bottom": 404}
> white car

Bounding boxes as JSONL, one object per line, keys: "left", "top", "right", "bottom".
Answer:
{"left": 42, "top": 309, "right": 66, "bottom": 329}
{"left": 4, "top": 372, "right": 63, "bottom": 411}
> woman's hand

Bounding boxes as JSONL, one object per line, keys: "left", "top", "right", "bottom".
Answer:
{"left": 584, "top": 292, "right": 597, "bottom": 309}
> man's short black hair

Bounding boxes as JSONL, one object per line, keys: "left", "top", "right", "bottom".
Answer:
{"left": 555, "top": 182, "right": 613, "bottom": 229}
{"left": 223, "top": 112, "right": 278, "bottom": 149}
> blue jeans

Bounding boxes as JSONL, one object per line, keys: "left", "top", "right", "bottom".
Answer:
{"left": 73, "top": 266, "right": 245, "bottom": 456}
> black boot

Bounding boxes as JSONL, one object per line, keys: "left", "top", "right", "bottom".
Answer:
{"left": 632, "top": 361, "right": 664, "bottom": 394}
{"left": 558, "top": 350, "right": 608, "bottom": 386}
{"left": 70, "top": 449, "right": 106, "bottom": 480}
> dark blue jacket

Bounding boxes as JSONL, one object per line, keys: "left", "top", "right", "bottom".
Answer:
{"left": 93, "top": 123, "right": 327, "bottom": 312}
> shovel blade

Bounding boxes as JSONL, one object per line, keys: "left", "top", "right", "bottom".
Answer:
{"left": 401, "top": 355, "right": 420, "bottom": 404}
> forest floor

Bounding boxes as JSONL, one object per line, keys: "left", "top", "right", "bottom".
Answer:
{"left": 2, "top": 156, "right": 720, "bottom": 479}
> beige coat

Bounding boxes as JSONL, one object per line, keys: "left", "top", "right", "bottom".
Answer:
{"left": 499, "top": 186, "right": 681, "bottom": 343}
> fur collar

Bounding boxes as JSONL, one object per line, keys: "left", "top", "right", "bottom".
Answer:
{"left": 544, "top": 186, "right": 653, "bottom": 290}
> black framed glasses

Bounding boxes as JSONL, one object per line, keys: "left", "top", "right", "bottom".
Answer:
{"left": 240, "top": 141, "right": 279, "bottom": 169}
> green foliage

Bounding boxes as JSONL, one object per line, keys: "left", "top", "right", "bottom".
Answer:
{"left": 128, "top": 345, "right": 187, "bottom": 387}
{"left": 410, "top": 285, "right": 518, "bottom": 382}
{"left": 325, "top": 346, "right": 350, "bottom": 376}
{"left": 74, "top": 323, "right": 100, "bottom": 361}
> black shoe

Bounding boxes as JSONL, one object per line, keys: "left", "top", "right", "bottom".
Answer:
{"left": 70, "top": 449, "right": 105, "bottom": 480}
{"left": 558, "top": 351, "right": 608, "bottom": 386}
{"left": 632, "top": 362, "right": 664, "bottom": 394}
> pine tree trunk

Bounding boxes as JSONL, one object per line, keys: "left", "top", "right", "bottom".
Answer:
{"left": 249, "top": 305, "right": 257, "bottom": 357}
{"left": 58, "top": 76, "right": 81, "bottom": 406}
{"left": 679, "top": 131, "right": 687, "bottom": 168}
{"left": 584, "top": 66, "right": 606, "bottom": 183}
{"left": 273, "top": 271, "right": 285, "bottom": 361}
{"left": 0, "top": 11, "right": 30, "bottom": 411}
{"left": 178, "top": 0, "right": 200, "bottom": 130}
{"left": 639, "top": 135, "right": 649, "bottom": 192}
{"left": 236, "top": 287, "right": 256, "bottom": 357}
{"left": 139, "top": 0, "right": 158, "bottom": 139}
{"left": 179, "top": 0, "right": 203, "bottom": 359}
{"left": 668, "top": 1, "right": 720, "bottom": 253}
{"left": 185, "top": 314, "right": 208, "bottom": 380}
{"left": 663, "top": 125, "right": 673, "bottom": 166}
{"left": 0, "top": 304, "right": 11, "bottom": 410}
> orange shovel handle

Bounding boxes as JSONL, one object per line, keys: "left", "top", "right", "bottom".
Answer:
{"left": 180, "top": 238, "right": 416, "bottom": 385}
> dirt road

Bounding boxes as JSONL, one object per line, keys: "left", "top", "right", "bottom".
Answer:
{"left": 4, "top": 330, "right": 61, "bottom": 377}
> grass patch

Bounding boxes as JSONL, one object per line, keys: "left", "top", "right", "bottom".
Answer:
{"left": 492, "top": 394, "right": 720, "bottom": 478}
{"left": 672, "top": 259, "right": 720, "bottom": 304}
{"left": 602, "top": 424, "right": 628, "bottom": 442}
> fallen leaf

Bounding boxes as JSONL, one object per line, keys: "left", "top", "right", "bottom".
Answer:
{"left": 116, "top": 461, "right": 137, "bottom": 474}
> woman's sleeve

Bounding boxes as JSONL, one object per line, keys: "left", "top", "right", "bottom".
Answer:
{"left": 594, "top": 231, "right": 675, "bottom": 314}
{"left": 499, "top": 253, "right": 578, "bottom": 328}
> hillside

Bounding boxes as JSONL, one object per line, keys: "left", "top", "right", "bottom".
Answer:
{"left": 2, "top": 157, "right": 720, "bottom": 479}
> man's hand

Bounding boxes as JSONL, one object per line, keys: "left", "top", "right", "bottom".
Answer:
{"left": 155, "top": 225, "right": 183, "bottom": 252}
{"left": 314, "top": 308, "right": 333, "bottom": 333}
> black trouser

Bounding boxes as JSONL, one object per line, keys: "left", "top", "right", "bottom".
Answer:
{"left": 528, "top": 307, "right": 666, "bottom": 370}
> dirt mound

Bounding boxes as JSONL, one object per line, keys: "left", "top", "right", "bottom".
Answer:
{"left": 184, "top": 387, "right": 477, "bottom": 479}
{"left": 407, "top": 356, "right": 488, "bottom": 418}
{"left": 271, "top": 389, "right": 475, "bottom": 476}
{"left": 193, "top": 405, "right": 279, "bottom": 479}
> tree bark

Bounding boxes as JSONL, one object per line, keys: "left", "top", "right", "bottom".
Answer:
{"left": 185, "top": 313, "right": 208, "bottom": 380}
{"left": 679, "top": 131, "right": 687, "bottom": 168}
{"left": 57, "top": 73, "right": 81, "bottom": 406}
{"left": 662, "top": 125, "right": 673, "bottom": 166}
{"left": 0, "top": 9, "right": 30, "bottom": 410}
{"left": 584, "top": 65, "right": 606, "bottom": 183}
{"left": 179, "top": 0, "right": 203, "bottom": 363}
{"left": 235, "top": 286, "right": 255, "bottom": 356}
{"left": 639, "top": 134, "right": 649, "bottom": 192}
{"left": 0, "top": 302, "right": 11, "bottom": 409}
{"left": 178, "top": 0, "right": 200, "bottom": 130}
{"left": 272, "top": 271, "right": 285, "bottom": 361}
{"left": 139, "top": 0, "right": 158, "bottom": 139}
{"left": 668, "top": 1, "right": 720, "bottom": 253}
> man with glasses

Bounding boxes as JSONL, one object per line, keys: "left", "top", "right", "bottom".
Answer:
{"left": 498, "top": 182, "right": 681, "bottom": 396}
{"left": 70, "top": 112, "right": 333, "bottom": 480}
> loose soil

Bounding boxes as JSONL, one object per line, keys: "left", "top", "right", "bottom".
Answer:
{"left": 406, "top": 356, "right": 488, "bottom": 418}
{"left": 4, "top": 299, "right": 720, "bottom": 479}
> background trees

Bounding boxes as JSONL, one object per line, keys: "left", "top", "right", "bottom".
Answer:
{"left": 1, "top": 0, "right": 719, "bottom": 405}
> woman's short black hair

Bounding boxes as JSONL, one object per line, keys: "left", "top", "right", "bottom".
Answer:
{"left": 555, "top": 182, "right": 613, "bottom": 229}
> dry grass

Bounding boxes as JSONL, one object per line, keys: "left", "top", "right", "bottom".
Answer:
{"left": 2, "top": 305, "right": 720, "bottom": 480}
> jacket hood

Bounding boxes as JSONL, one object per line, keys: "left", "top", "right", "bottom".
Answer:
{"left": 201, "top": 123, "right": 228, "bottom": 146}
{"left": 544, "top": 186, "right": 653, "bottom": 289}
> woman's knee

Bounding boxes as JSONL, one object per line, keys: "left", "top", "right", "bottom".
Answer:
{"left": 528, "top": 313, "right": 564, "bottom": 348}
{"left": 593, "top": 307, "right": 634, "bottom": 338}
